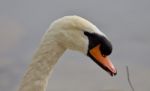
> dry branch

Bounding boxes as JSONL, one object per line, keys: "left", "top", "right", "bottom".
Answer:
{"left": 126, "top": 66, "right": 135, "bottom": 91}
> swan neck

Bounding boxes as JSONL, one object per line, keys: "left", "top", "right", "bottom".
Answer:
{"left": 18, "top": 40, "right": 66, "bottom": 91}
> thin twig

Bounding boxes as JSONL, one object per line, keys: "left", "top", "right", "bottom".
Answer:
{"left": 126, "top": 66, "right": 135, "bottom": 91}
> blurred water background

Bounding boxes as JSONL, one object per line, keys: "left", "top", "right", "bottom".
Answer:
{"left": 0, "top": 0, "right": 150, "bottom": 91}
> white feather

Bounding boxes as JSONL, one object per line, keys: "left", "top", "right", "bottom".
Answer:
{"left": 18, "top": 15, "right": 106, "bottom": 91}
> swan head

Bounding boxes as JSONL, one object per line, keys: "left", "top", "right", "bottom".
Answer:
{"left": 50, "top": 15, "right": 117, "bottom": 76}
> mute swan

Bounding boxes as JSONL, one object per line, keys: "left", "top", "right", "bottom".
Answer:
{"left": 18, "top": 15, "right": 117, "bottom": 91}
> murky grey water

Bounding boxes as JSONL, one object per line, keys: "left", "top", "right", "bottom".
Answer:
{"left": 0, "top": 0, "right": 150, "bottom": 91}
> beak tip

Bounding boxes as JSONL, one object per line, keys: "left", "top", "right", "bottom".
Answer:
{"left": 110, "top": 69, "right": 117, "bottom": 77}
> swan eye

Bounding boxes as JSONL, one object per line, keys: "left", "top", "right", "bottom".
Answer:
{"left": 84, "top": 31, "right": 100, "bottom": 49}
{"left": 84, "top": 31, "right": 112, "bottom": 56}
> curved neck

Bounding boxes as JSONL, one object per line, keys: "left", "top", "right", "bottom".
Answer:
{"left": 18, "top": 38, "right": 66, "bottom": 91}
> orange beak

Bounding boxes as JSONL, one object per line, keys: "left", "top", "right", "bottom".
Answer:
{"left": 89, "top": 44, "right": 117, "bottom": 76}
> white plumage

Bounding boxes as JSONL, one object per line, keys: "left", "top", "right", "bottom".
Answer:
{"left": 18, "top": 15, "right": 116, "bottom": 91}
